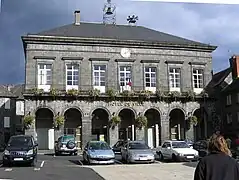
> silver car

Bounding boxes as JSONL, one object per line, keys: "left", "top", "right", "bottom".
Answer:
{"left": 121, "top": 141, "right": 155, "bottom": 164}
{"left": 83, "top": 141, "right": 115, "bottom": 165}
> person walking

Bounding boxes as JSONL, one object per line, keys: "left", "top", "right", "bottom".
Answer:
{"left": 194, "top": 133, "right": 239, "bottom": 180}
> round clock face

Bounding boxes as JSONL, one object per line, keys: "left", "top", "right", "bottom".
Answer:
{"left": 120, "top": 48, "right": 131, "bottom": 58}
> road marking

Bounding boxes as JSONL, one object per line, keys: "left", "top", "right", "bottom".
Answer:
{"left": 78, "top": 160, "right": 83, "bottom": 166}
{"left": 4, "top": 168, "right": 12, "bottom": 172}
{"left": 40, "top": 161, "right": 44, "bottom": 168}
{"left": 0, "top": 179, "right": 13, "bottom": 180}
{"left": 114, "top": 160, "right": 123, "bottom": 164}
{"left": 34, "top": 168, "right": 40, "bottom": 171}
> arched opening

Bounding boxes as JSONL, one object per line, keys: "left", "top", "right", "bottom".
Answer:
{"left": 118, "top": 108, "right": 135, "bottom": 141}
{"left": 64, "top": 108, "right": 82, "bottom": 149}
{"left": 91, "top": 108, "right": 109, "bottom": 142}
{"left": 144, "top": 109, "right": 161, "bottom": 148}
{"left": 35, "top": 108, "right": 54, "bottom": 150}
{"left": 169, "top": 108, "right": 185, "bottom": 140}
{"left": 193, "top": 108, "right": 205, "bottom": 141}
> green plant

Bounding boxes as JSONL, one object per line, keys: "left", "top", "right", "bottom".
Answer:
{"left": 30, "top": 88, "right": 44, "bottom": 95}
{"left": 89, "top": 89, "right": 101, "bottom": 97}
{"left": 23, "top": 115, "right": 34, "bottom": 128}
{"left": 121, "top": 90, "right": 133, "bottom": 97}
{"left": 66, "top": 89, "right": 79, "bottom": 96}
{"left": 106, "top": 88, "right": 117, "bottom": 98}
{"left": 190, "top": 115, "right": 199, "bottom": 126}
{"left": 49, "top": 88, "right": 59, "bottom": 96}
{"left": 54, "top": 115, "right": 65, "bottom": 128}
{"left": 169, "top": 91, "right": 181, "bottom": 100}
{"left": 135, "top": 115, "right": 148, "bottom": 129}
{"left": 139, "top": 90, "right": 153, "bottom": 99}
{"left": 184, "top": 90, "right": 196, "bottom": 100}
{"left": 200, "top": 90, "right": 209, "bottom": 98}
{"left": 110, "top": 116, "right": 121, "bottom": 127}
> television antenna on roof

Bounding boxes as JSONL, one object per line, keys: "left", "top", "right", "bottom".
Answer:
{"left": 103, "top": 0, "right": 116, "bottom": 24}
{"left": 127, "top": 15, "right": 139, "bottom": 26}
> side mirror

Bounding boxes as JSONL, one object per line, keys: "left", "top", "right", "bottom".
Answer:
{"left": 167, "top": 147, "right": 171, "bottom": 149}
{"left": 55, "top": 141, "right": 58, "bottom": 143}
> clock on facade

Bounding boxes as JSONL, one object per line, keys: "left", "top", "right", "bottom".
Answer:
{"left": 120, "top": 48, "right": 131, "bottom": 58}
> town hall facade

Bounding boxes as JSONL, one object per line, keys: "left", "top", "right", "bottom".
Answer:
{"left": 22, "top": 11, "right": 217, "bottom": 150}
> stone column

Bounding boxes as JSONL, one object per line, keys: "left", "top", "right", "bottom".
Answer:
{"left": 161, "top": 120, "right": 170, "bottom": 144}
{"left": 155, "top": 124, "right": 159, "bottom": 147}
{"left": 186, "top": 123, "right": 194, "bottom": 141}
{"left": 109, "top": 126, "right": 118, "bottom": 147}
{"left": 81, "top": 116, "right": 92, "bottom": 148}
{"left": 136, "top": 127, "right": 145, "bottom": 141}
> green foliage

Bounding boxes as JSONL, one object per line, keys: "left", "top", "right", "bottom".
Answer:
{"left": 190, "top": 115, "right": 199, "bottom": 126}
{"left": 49, "top": 88, "right": 59, "bottom": 96}
{"left": 106, "top": 88, "right": 117, "bottom": 98}
{"left": 135, "top": 115, "right": 148, "bottom": 129}
{"left": 89, "top": 89, "right": 101, "bottom": 97}
{"left": 30, "top": 88, "right": 44, "bottom": 95}
{"left": 54, "top": 115, "right": 65, "bottom": 128}
{"left": 110, "top": 116, "right": 121, "bottom": 127}
{"left": 66, "top": 89, "right": 79, "bottom": 96}
{"left": 23, "top": 115, "right": 34, "bottom": 128}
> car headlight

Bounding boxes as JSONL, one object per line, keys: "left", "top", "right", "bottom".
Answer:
{"left": 89, "top": 154, "right": 97, "bottom": 158}
{"left": 4, "top": 150, "right": 10, "bottom": 155}
{"left": 195, "top": 151, "right": 199, "bottom": 156}
{"left": 27, "top": 149, "right": 33, "bottom": 155}
{"left": 178, "top": 153, "right": 184, "bottom": 156}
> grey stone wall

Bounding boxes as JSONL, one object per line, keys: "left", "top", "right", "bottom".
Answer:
{"left": 25, "top": 43, "right": 212, "bottom": 92}
{"left": 24, "top": 98, "right": 201, "bottom": 147}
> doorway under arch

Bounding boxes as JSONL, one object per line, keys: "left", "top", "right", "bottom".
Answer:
{"left": 35, "top": 108, "right": 54, "bottom": 150}
{"left": 169, "top": 108, "right": 185, "bottom": 140}
{"left": 144, "top": 108, "right": 161, "bottom": 148}
{"left": 91, "top": 108, "right": 109, "bottom": 142}
{"left": 118, "top": 108, "right": 136, "bottom": 141}
{"left": 193, "top": 108, "right": 205, "bottom": 141}
{"left": 64, "top": 108, "right": 83, "bottom": 149}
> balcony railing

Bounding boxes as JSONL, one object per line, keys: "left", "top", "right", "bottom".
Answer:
{"left": 23, "top": 84, "right": 210, "bottom": 101}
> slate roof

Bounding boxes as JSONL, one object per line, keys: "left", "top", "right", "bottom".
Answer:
{"left": 0, "top": 84, "right": 24, "bottom": 98}
{"left": 222, "top": 78, "right": 239, "bottom": 93}
{"left": 33, "top": 22, "right": 216, "bottom": 49}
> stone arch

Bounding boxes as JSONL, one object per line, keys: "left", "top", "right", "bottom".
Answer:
{"left": 167, "top": 106, "right": 186, "bottom": 118}
{"left": 90, "top": 106, "right": 111, "bottom": 119}
{"left": 169, "top": 108, "right": 186, "bottom": 140}
{"left": 116, "top": 107, "right": 137, "bottom": 118}
{"left": 62, "top": 106, "right": 84, "bottom": 117}
{"left": 63, "top": 107, "right": 83, "bottom": 149}
{"left": 118, "top": 108, "right": 136, "bottom": 141}
{"left": 91, "top": 108, "right": 110, "bottom": 142}
{"left": 144, "top": 107, "right": 162, "bottom": 148}
{"left": 193, "top": 108, "right": 206, "bottom": 140}
{"left": 34, "top": 106, "right": 55, "bottom": 117}
{"left": 35, "top": 107, "right": 54, "bottom": 150}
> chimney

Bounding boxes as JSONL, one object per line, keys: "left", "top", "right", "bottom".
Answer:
{"left": 74, "top": 10, "right": 80, "bottom": 25}
{"left": 229, "top": 55, "right": 239, "bottom": 80}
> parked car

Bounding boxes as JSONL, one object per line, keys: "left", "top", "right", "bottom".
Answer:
{"left": 184, "top": 139, "right": 194, "bottom": 148}
{"left": 121, "top": 141, "right": 155, "bottom": 164}
{"left": 54, "top": 135, "right": 78, "bottom": 156}
{"left": 83, "top": 141, "right": 115, "bottom": 164}
{"left": 112, "top": 140, "right": 127, "bottom": 155}
{"left": 2, "top": 135, "right": 38, "bottom": 167}
{"left": 193, "top": 140, "right": 209, "bottom": 157}
{"left": 156, "top": 140, "right": 199, "bottom": 162}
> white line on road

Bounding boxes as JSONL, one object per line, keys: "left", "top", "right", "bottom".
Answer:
{"left": 4, "top": 168, "right": 12, "bottom": 172}
{"left": 40, "top": 161, "right": 45, "bottom": 168}
{"left": 78, "top": 160, "right": 83, "bottom": 166}
{"left": 34, "top": 168, "right": 40, "bottom": 171}
{"left": 0, "top": 179, "right": 13, "bottom": 180}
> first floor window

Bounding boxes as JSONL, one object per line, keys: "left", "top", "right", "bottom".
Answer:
{"left": 93, "top": 65, "right": 106, "bottom": 92}
{"left": 193, "top": 69, "right": 203, "bottom": 89}
{"left": 226, "top": 94, "right": 232, "bottom": 105}
{"left": 119, "top": 66, "right": 131, "bottom": 91}
{"left": 38, "top": 64, "right": 52, "bottom": 91}
{"left": 169, "top": 68, "right": 180, "bottom": 91}
{"left": 226, "top": 113, "right": 232, "bottom": 124}
{"left": 145, "top": 67, "right": 156, "bottom": 92}
{"left": 66, "top": 64, "right": 79, "bottom": 90}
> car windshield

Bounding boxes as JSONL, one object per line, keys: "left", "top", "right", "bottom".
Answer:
{"left": 8, "top": 136, "right": 33, "bottom": 147}
{"left": 62, "top": 135, "right": 75, "bottom": 142}
{"left": 172, "top": 142, "right": 190, "bottom": 148}
{"left": 129, "top": 142, "right": 149, "bottom": 150}
{"left": 89, "top": 142, "right": 111, "bottom": 150}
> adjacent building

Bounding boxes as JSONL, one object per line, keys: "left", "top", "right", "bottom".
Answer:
{"left": 0, "top": 85, "right": 25, "bottom": 150}
{"left": 21, "top": 11, "right": 217, "bottom": 150}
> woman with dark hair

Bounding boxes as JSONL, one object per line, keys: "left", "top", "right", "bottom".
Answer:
{"left": 194, "top": 133, "right": 239, "bottom": 180}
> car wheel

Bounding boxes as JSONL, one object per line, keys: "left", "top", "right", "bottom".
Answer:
{"left": 30, "top": 158, "right": 37, "bottom": 167}
{"left": 2, "top": 160, "right": 9, "bottom": 167}
{"left": 157, "top": 151, "right": 164, "bottom": 161}
{"left": 74, "top": 152, "right": 78, "bottom": 156}
{"left": 126, "top": 156, "right": 130, "bottom": 164}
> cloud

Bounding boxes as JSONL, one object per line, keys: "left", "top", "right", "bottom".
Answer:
{"left": 0, "top": 0, "right": 239, "bottom": 83}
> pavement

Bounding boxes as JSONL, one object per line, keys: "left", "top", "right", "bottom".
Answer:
{"left": 0, "top": 153, "right": 197, "bottom": 180}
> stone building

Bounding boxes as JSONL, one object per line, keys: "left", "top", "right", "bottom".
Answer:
{"left": 0, "top": 85, "right": 25, "bottom": 150}
{"left": 21, "top": 11, "right": 217, "bottom": 150}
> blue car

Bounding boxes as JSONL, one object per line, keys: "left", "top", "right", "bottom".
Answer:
{"left": 83, "top": 141, "right": 115, "bottom": 165}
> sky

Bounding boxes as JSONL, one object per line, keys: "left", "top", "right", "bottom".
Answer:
{"left": 0, "top": 0, "right": 239, "bottom": 84}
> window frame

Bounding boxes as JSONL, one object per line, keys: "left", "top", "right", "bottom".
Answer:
{"left": 37, "top": 63, "right": 52, "bottom": 92}
{"left": 144, "top": 66, "right": 156, "bottom": 92}
{"left": 169, "top": 67, "right": 181, "bottom": 92}
{"left": 65, "top": 63, "right": 79, "bottom": 91}
{"left": 93, "top": 64, "right": 106, "bottom": 93}
{"left": 119, "top": 66, "right": 132, "bottom": 92}
{"left": 192, "top": 68, "right": 204, "bottom": 93}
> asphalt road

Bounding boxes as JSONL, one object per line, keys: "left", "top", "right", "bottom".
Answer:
{"left": 0, "top": 154, "right": 105, "bottom": 180}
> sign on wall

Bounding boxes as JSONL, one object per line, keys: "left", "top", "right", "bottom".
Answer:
{"left": 16, "top": 101, "right": 25, "bottom": 116}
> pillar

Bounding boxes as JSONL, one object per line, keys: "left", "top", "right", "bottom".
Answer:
{"left": 160, "top": 114, "right": 169, "bottom": 144}
{"left": 109, "top": 125, "right": 118, "bottom": 147}
{"left": 155, "top": 124, "right": 159, "bottom": 147}
{"left": 81, "top": 116, "right": 92, "bottom": 148}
